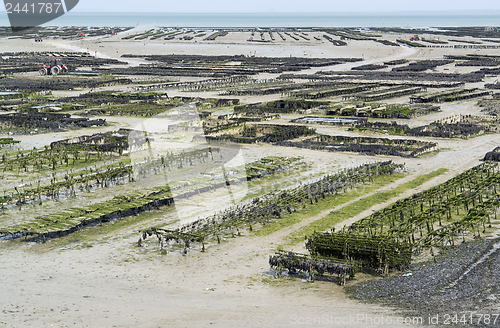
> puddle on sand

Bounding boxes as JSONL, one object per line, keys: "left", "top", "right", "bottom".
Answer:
{"left": 295, "top": 117, "right": 360, "bottom": 124}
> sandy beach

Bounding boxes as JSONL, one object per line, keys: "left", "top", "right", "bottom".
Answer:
{"left": 2, "top": 25, "right": 500, "bottom": 327}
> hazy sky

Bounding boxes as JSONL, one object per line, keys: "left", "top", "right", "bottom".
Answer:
{"left": 72, "top": 0, "right": 500, "bottom": 13}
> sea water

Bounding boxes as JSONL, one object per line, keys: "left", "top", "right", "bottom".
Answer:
{"left": 1, "top": 12, "right": 500, "bottom": 28}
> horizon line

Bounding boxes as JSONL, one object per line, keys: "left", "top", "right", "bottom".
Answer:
{"left": 2, "top": 10, "right": 500, "bottom": 14}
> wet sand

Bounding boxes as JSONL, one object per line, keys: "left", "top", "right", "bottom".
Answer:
{"left": 2, "top": 27, "right": 500, "bottom": 327}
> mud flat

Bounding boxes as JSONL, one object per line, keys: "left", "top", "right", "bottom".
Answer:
{"left": 2, "top": 25, "right": 500, "bottom": 328}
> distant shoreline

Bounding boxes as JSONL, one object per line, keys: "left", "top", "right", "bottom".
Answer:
{"left": 2, "top": 12, "right": 500, "bottom": 28}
